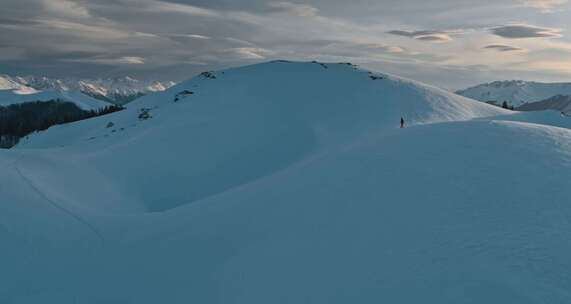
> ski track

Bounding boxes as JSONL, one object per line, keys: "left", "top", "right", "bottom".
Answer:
{"left": 13, "top": 158, "right": 105, "bottom": 244}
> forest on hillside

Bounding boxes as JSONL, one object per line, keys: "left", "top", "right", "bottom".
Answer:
{"left": 0, "top": 100, "right": 123, "bottom": 148}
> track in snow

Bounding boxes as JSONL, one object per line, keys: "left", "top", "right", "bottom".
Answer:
{"left": 13, "top": 161, "right": 105, "bottom": 244}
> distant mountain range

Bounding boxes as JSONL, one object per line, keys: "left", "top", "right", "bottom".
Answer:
{"left": 0, "top": 75, "right": 176, "bottom": 105}
{"left": 457, "top": 80, "right": 571, "bottom": 109}
{"left": 0, "top": 89, "right": 111, "bottom": 111}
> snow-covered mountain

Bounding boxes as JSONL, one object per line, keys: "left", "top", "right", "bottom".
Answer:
{"left": 457, "top": 80, "right": 571, "bottom": 107}
{"left": 517, "top": 94, "right": 571, "bottom": 114}
{"left": 0, "top": 75, "right": 38, "bottom": 94}
{"left": 0, "top": 75, "right": 25, "bottom": 90}
{"left": 0, "top": 80, "right": 112, "bottom": 111}
{"left": 1, "top": 74, "right": 176, "bottom": 105}
{"left": 2, "top": 61, "right": 571, "bottom": 303}
{"left": 0, "top": 75, "right": 119, "bottom": 148}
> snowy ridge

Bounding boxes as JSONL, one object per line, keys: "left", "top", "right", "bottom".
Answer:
{"left": 18, "top": 61, "right": 508, "bottom": 150}
{"left": 457, "top": 80, "right": 571, "bottom": 107}
{"left": 2, "top": 61, "right": 571, "bottom": 303}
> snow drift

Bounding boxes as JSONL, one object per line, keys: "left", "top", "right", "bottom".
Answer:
{"left": 1, "top": 61, "right": 571, "bottom": 303}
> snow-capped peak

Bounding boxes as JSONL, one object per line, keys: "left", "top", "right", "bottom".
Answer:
{"left": 6, "top": 75, "right": 176, "bottom": 104}
{"left": 0, "top": 75, "right": 40, "bottom": 95}
{"left": 0, "top": 74, "right": 27, "bottom": 91}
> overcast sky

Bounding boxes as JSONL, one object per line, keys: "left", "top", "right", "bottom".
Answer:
{"left": 1, "top": 0, "right": 570, "bottom": 89}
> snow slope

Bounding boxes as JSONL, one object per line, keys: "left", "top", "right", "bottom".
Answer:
{"left": 0, "top": 88, "right": 111, "bottom": 110}
{"left": 457, "top": 80, "right": 571, "bottom": 107}
{"left": 19, "top": 62, "right": 508, "bottom": 150}
{"left": 2, "top": 61, "right": 571, "bottom": 303}
{"left": 517, "top": 95, "right": 571, "bottom": 114}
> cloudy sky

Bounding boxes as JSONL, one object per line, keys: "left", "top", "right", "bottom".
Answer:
{"left": 1, "top": 0, "right": 570, "bottom": 89}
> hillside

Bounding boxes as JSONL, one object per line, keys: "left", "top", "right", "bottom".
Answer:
{"left": 2, "top": 61, "right": 571, "bottom": 303}
{"left": 457, "top": 80, "right": 571, "bottom": 108}
{"left": 18, "top": 61, "right": 508, "bottom": 150}
{"left": 517, "top": 95, "right": 571, "bottom": 114}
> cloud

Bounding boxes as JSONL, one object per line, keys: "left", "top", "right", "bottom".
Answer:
{"left": 0, "top": 18, "right": 42, "bottom": 27}
{"left": 64, "top": 56, "right": 146, "bottom": 65}
{"left": 4, "top": 0, "right": 571, "bottom": 89}
{"left": 517, "top": 0, "right": 569, "bottom": 12}
{"left": 229, "top": 47, "right": 273, "bottom": 59}
{"left": 490, "top": 24, "right": 562, "bottom": 38}
{"left": 35, "top": 19, "right": 132, "bottom": 40}
{"left": 116, "top": 56, "right": 146, "bottom": 64}
{"left": 416, "top": 34, "right": 453, "bottom": 42}
{"left": 41, "top": 0, "right": 91, "bottom": 19}
{"left": 267, "top": 2, "right": 319, "bottom": 17}
{"left": 0, "top": 47, "right": 26, "bottom": 60}
{"left": 185, "top": 47, "right": 273, "bottom": 64}
{"left": 187, "top": 34, "right": 211, "bottom": 40}
{"left": 387, "top": 30, "right": 453, "bottom": 43}
{"left": 366, "top": 44, "right": 406, "bottom": 53}
{"left": 139, "top": 0, "right": 220, "bottom": 17}
{"left": 484, "top": 44, "right": 526, "bottom": 52}
{"left": 225, "top": 37, "right": 256, "bottom": 46}
{"left": 514, "top": 60, "right": 571, "bottom": 74}
{"left": 166, "top": 33, "right": 212, "bottom": 43}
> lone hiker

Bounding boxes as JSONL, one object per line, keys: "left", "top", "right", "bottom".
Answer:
{"left": 400, "top": 117, "right": 405, "bottom": 128}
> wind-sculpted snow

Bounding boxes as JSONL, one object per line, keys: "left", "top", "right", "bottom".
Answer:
{"left": 2, "top": 61, "right": 571, "bottom": 303}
